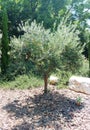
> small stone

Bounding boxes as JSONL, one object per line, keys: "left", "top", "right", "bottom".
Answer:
{"left": 49, "top": 75, "right": 59, "bottom": 85}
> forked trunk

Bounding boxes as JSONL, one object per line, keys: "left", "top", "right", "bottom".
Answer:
{"left": 44, "top": 74, "right": 48, "bottom": 93}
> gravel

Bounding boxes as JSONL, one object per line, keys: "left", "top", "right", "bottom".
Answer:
{"left": 0, "top": 87, "right": 90, "bottom": 130}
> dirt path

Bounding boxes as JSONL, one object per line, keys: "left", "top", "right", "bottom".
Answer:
{"left": 0, "top": 87, "right": 90, "bottom": 130}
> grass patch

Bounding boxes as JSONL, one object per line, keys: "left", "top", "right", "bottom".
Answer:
{"left": 0, "top": 74, "right": 43, "bottom": 89}
{"left": 0, "top": 73, "right": 68, "bottom": 90}
{"left": 56, "top": 84, "right": 68, "bottom": 89}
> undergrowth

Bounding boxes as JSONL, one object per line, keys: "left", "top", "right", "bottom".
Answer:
{"left": 0, "top": 74, "right": 43, "bottom": 89}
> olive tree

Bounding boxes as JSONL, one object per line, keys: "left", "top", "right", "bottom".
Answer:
{"left": 10, "top": 20, "right": 83, "bottom": 93}
{"left": 11, "top": 21, "right": 62, "bottom": 92}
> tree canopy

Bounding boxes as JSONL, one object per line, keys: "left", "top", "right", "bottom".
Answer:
{"left": 0, "top": 0, "right": 90, "bottom": 37}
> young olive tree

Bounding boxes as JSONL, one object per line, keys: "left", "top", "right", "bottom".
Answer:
{"left": 11, "top": 21, "right": 62, "bottom": 93}
{"left": 10, "top": 20, "right": 83, "bottom": 93}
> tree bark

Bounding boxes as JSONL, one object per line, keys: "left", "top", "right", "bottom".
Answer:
{"left": 44, "top": 74, "right": 48, "bottom": 93}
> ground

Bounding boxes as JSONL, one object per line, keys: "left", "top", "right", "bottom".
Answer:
{"left": 0, "top": 87, "right": 90, "bottom": 130}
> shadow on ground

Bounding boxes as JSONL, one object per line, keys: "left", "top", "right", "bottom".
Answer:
{"left": 3, "top": 90, "right": 84, "bottom": 130}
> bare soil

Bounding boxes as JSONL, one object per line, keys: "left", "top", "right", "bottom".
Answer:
{"left": 0, "top": 87, "right": 90, "bottom": 130}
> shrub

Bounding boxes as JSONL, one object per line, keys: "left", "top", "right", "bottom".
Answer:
{"left": 60, "top": 43, "right": 85, "bottom": 73}
{"left": 77, "top": 58, "right": 89, "bottom": 77}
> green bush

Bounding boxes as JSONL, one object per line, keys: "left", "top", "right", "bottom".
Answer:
{"left": 77, "top": 58, "right": 89, "bottom": 77}
{"left": 53, "top": 69, "right": 72, "bottom": 86}
{"left": 60, "top": 42, "right": 85, "bottom": 73}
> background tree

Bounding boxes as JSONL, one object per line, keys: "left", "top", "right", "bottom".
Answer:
{"left": 88, "top": 35, "right": 90, "bottom": 77}
{"left": 1, "top": 8, "right": 9, "bottom": 74}
{"left": 84, "top": 29, "right": 90, "bottom": 77}
{"left": 0, "top": 0, "right": 71, "bottom": 37}
{"left": 0, "top": 0, "right": 90, "bottom": 41}
{"left": 0, "top": 32, "right": 2, "bottom": 66}
{"left": 68, "top": 0, "right": 90, "bottom": 57}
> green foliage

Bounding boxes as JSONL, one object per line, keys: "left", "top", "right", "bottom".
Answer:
{"left": 60, "top": 43, "right": 85, "bottom": 73}
{"left": 0, "top": 31, "right": 2, "bottom": 38}
{"left": 77, "top": 58, "right": 89, "bottom": 77}
{"left": 11, "top": 21, "right": 62, "bottom": 77}
{"left": 9, "top": 21, "right": 60, "bottom": 92}
{"left": 54, "top": 22, "right": 85, "bottom": 73}
{"left": 76, "top": 96, "right": 82, "bottom": 105}
{"left": 0, "top": 0, "right": 89, "bottom": 91}
{"left": 0, "top": 32, "right": 2, "bottom": 63}
{"left": 9, "top": 20, "right": 84, "bottom": 92}
{"left": 6, "top": 36, "right": 26, "bottom": 79}
{"left": 57, "top": 70, "right": 72, "bottom": 85}
{"left": 69, "top": 0, "right": 90, "bottom": 57}
{"left": 1, "top": 8, "right": 9, "bottom": 74}
{"left": 0, "top": 0, "right": 89, "bottom": 62}
{"left": 54, "top": 58, "right": 89, "bottom": 88}
{"left": 0, "top": 73, "right": 43, "bottom": 89}
{"left": 89, "top": 39, "right": 90, "bottom": 77}
{"left": 0, "top": 0, "right": 70, "bottom": 36}
{"left": 82, "top": 30, "right": 90, "bottom": 77}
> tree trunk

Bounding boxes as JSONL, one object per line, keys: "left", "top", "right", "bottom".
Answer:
{"left": 44, "top": 74, "right": 48, "bottom": 93}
